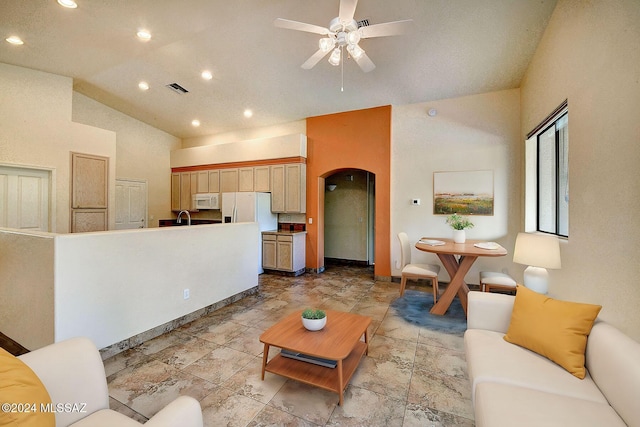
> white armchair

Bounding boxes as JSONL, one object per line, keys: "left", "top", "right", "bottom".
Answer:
{"left": 18, "top": 337, "right": 203, "bottom": 427}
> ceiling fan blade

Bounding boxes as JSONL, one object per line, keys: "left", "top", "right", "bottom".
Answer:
{"left": 301, "top": 48, "right": 331, "bottom": 70}
{"left": 339, "top": 0, "right": 358, "bottom": 23}
{"left": 354, "top": 52, "right": 375, "bottom": 73}
{"left": 359, "top": 19, "right": 413, "bottom": 38}
{"left": 274, "top": 18, "right": 330, "bottom": 35}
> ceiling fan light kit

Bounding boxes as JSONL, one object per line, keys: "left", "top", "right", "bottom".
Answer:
{"left": 274, "top": 0, "right": 411, "bottom": 74}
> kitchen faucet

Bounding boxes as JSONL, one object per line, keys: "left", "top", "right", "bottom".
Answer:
{"left": 176, "top": 210, "right": 191, "bottom": 226}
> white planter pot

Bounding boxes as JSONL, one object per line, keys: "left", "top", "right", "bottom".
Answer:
{"left": 453, "top": 229, "right": 466, "bottom": 243}
{"left": 302, "top": 316, "right": 327, "bottom": 331}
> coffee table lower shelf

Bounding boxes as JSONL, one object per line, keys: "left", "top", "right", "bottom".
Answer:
{"left": 264, "top": 341, "right": 368, "bottom": 405}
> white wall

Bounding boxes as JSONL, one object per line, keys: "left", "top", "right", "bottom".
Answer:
{"left": 520, "top": 0, "right": 640, "bottom": 340}
{"left": 0, "top": 63, "right": 117, "bottom": 232}
{"left": 0, "top": 223, "right": 259, "bottom": 350}
{"left": 72, "top": 93, "right": 182, "bottom": 227}
{"left": 0, "top": 229, "right": 55, "bottom": 350}
{"left": 182, "top": 121, "right": 306, "bottom": 148}
{"left": 391, "top": 89, "right": 522, "bottom": 281}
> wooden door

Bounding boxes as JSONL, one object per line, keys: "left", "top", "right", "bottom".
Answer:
{"left": 71, "top": 152, "right": 108, "bottom": 232}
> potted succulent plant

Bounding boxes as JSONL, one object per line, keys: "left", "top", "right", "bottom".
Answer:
{"left": 301, "top": 308, "right": 327, "bottom": 331}
{"left": 446, "top": 213, "right": 474, "bottom": 243}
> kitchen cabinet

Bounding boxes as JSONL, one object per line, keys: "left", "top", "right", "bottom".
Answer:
{"left": 208, "top": 170, "right": 220, "bottom": 193}
{"left": 262, "top": 234, "right": 277, "bottom": 269}
{"left": 271, "top": 163, "right": 306, "bottom": 213}
{"left": 220, "top": 168, "right": 239, "bottom": 193}
{"left": 238, "top": 167, "right": 254, "bottom": 192}
{"left": 197, "top": 171, "right": 209, "bottom": 193}
{"left": 171, "top": 172, "right": 197, "bottom": 211}
{"left": 254, "top": 166, "right": 270, "bottom": 192}
{"left": 262, "top": 231, "right": 306, "bottom": 275}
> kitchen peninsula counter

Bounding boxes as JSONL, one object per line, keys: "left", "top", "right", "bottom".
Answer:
{"left": 0, "top": 222, "right": 259, "bottom": 354}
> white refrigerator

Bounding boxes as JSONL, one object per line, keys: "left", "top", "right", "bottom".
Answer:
{"left": 221, "top": 192, "right": 277, "bottom": 273}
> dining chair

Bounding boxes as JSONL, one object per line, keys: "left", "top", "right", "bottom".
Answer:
{"left": 398, "top": 232, "right": 441, "bottom": 300}
{"left": 479, "top": 271, "right": 517, "bottom": 293}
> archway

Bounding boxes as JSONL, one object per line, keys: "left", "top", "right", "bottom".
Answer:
{"left": 323, "top": 169, "right": 375, "bottom": 266}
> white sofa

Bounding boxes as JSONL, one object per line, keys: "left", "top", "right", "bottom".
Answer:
{"left": 464, "top": 291, "right": 640, "bottom": 427}
{"left": 18, "top": 337, "right": 203, "bottom": 427}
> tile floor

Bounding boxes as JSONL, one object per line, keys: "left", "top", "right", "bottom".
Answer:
{"left": 104, "top": 264, "right": 475, "bottom": 426}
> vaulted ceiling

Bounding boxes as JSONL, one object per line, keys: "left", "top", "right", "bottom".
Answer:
{"left": 0, "top": 0, "right": 558, "bottom": 138}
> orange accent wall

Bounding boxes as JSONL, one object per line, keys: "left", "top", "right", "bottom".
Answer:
{"left": 306, "top": 106, "right": 391, "bottom": 277}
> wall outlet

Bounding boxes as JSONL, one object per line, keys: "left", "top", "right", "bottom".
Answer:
{"left": 183, "top": 289, "right": 190, "bottom": 300}
{"left": 412, "top": 198, "right": 421, "bottom": 205}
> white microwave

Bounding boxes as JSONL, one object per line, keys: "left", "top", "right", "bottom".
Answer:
{"left": 193, "top": 193, "right": 219, "bottom": 210}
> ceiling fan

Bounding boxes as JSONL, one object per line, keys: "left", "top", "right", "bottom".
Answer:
{"left": 274, "top": 0, "right": 412, "bottom": 73}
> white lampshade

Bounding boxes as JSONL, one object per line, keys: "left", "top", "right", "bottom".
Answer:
{"left": 513, "top": 232, "right": 561, "bottom": 269}
{"left": 513, "top": 232, "right": 561, "bottom": 294}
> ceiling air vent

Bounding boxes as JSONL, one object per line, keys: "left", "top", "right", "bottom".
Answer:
{"left": 357, "top": 19, "right": 370, "bottom": 28}
{"left": 166, "top": 83, "right": 189, "bottom": 94}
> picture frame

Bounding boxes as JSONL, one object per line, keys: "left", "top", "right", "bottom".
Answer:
{"left": 433, "top": 170, "right": 494, "bottom": 215}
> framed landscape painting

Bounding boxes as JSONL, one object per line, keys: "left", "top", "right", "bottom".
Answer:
{"left": 433, "top": 170, "right": 494, "bottom": 215}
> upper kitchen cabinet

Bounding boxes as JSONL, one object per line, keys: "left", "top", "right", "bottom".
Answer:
{"left": 171, "top": 172, "right": 197, "bottom": 212}
{"left": 220, "top": 168, "right": 239, "bottom": 193}
{"left": 208, "top": 170, "right": 220, "bottom": 193}
{"left": 254, "top": 165, "right": 270, "bottom": 192}
{"left": 271, "top": 163, "right": 306, "bottom": 213}
{"left": 196, "top": 171, "right": 209, "bottom": 193}
{"left": 238, "top": 167, "right": 254, "bottom": 192}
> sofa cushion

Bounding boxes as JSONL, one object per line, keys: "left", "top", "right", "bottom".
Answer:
{"left": 503, "top": 285, "right": 601, "bottom": 379}
{"left": 474, "top": 382, "right": 626, "bottom": 427}
{"left": 0, "top": 348, "right": 55, "bottom": 427}
{"left": 464, "top": 329, "right": 607, "bottom": 404}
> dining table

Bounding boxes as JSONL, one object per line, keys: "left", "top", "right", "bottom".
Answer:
{"left": 415, "top": 238, "right": 507, "bottom": 316}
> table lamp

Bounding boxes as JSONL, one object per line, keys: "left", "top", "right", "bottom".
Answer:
{"left": 513, "top": 232, "right": 561, "bottom": 294}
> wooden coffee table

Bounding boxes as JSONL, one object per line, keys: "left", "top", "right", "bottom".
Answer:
{"left": 259, "top": 309, "right": 371, "bottom": 405}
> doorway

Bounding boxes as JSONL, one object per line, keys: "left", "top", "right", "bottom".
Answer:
{"left": 324, "top": 169, "right": 375, "bottom": 265}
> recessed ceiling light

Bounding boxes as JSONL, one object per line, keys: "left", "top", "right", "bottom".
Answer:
{"left": 5, "top": 36, "right": 24, "bottom": 45}
{"left": 136, "top": 29, "right": 152, "bottom": 41}
{"left": 244, "top": 109, "right": 253, "bottom": 118}
{"left": 191, "top": 120, "right": 201, "bottom": 127}
{"left": 138, "top": 81, "right": 149, "bottom": 91}
{"left": 57, "top": 0, "right": 78, "bottom": 8}
{"left": 201, "top": 70, "right": 213, "bottom": 80}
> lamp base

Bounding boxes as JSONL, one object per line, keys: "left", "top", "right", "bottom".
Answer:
{"left": 523, "top": 266, "right": 549, "bottom": 294}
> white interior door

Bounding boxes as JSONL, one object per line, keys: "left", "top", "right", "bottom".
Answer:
{"left": 115, "top": 179, "right": 147, "bottom": 229}
{"left": 0, "top": 166, "right": 50, "bottom": 231}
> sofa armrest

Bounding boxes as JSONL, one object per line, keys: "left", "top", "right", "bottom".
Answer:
{"left": 467, "top": 291, "right": 514, "bottom": 333}
{"left": 18, "top": 337, "right": 109, "bottom": 427}
{"left": 145, "top": 396, "right": 203, "bottom": 427}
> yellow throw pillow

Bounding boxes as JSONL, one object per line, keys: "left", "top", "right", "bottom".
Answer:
{"left": 0, "top": 348, "right": 55, "bottom": 426}
{"left": 504, "top": 285, "right": 602, "bottom": 379}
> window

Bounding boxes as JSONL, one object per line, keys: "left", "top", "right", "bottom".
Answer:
{"left": 525, "top": 101, "right": 569, "bottom": 238}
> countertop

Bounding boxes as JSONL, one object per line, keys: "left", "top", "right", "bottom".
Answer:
{"left": 262, "top": 230, "right": 307, "bottom": 235}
